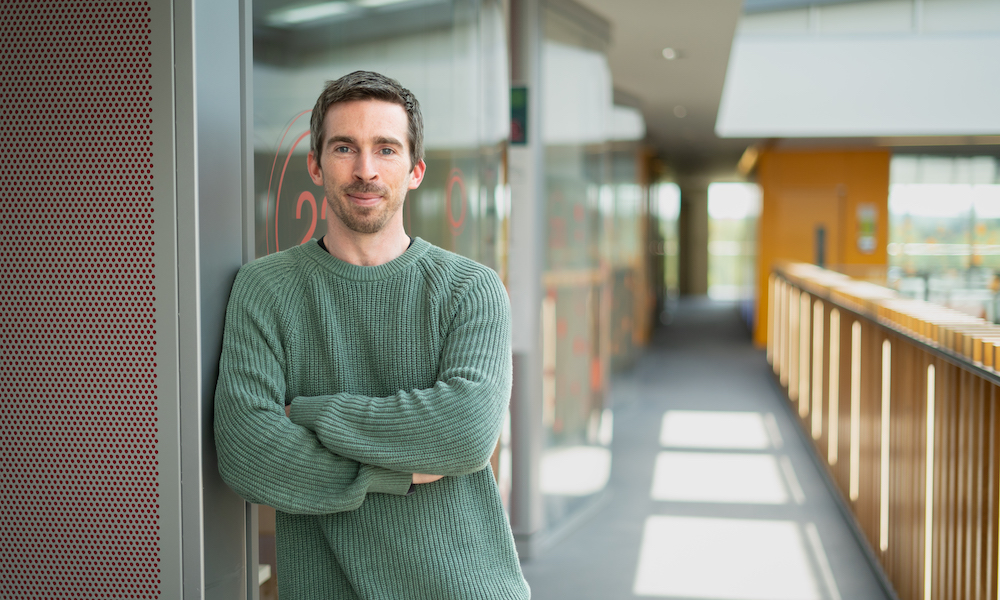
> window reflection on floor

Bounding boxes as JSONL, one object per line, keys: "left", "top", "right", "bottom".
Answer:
{"left": 650, "top": 451, "right": 789, "bottom": 504}
{"left": 660, "top": 410, "right": 772, "bottom": 449}
{"left": 634, "top": 409, "right": 841, "bottom": 599}
{"left": 633, "top": 516, "right": 823, "bottom": 600}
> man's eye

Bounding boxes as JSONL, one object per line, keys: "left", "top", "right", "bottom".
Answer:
{"left": 379, "top": 148, "right": 395, "bottom": 155}
{"left": 334, "top": 146, "right": 352, "bottom": 153}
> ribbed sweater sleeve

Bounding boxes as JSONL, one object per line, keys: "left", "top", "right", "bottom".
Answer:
{"left": 213, "top": 264, "right": 412, "bottom": 514}
{"left": 289, "top": 267, "right": 512, "bottom": 476}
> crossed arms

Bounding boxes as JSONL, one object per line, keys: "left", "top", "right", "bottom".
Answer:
{"left": 213, "top": 265, "right": 511, "bottom": 515}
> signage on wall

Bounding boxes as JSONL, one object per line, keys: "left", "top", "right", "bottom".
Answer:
{"left": 510, "top": 87, "right": 527, "bottom": 145}
{"left": 856, "top": 203, "right": 877, "bottom": 254}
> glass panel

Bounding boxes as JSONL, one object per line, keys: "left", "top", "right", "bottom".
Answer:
{"left": 708, "top": 182, "right": 761, "bottom": 302}
{"left": 539, "top": 6, "right": 615, "bottom": 531}
{"left": 651, "top": 181, "right": 681, "bottom": 321}
{"left": 708, "top": 181, "right": 761, "bottom": 327}
{"left": 253, "top": 0, "right": 508, "bottom": 267}
{"left": 251, "top": 2, "right": 509, "bottom": 597}
{"left": 607, "top": 145, "right": 649, "bottom": 372}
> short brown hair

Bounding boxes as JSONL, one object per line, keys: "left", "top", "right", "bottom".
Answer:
{"left": 309, "top": 71, "right": 424, "bottom": 170}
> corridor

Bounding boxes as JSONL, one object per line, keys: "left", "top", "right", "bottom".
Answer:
{"left": 521, "top": 298, "right": 894, "bottom": 600}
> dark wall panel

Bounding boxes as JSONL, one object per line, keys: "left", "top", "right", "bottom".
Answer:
{"left": 0, "top": 3, "right": 163, "bottom": 598}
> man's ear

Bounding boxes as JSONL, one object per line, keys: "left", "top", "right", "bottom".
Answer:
{"left": 408, "top": 159, "right": 426, "bottom": 190}
{"left": 306, "top": 151, "right": 324, "bottom": 186}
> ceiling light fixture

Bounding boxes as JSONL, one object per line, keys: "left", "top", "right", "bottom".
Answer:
{"left": 266, "top": 1, "right": 357, "bottom": 27}
{"left": 673, "top": 105, "right": 687, "bottom": 119}
{"left": 356, "top": 0, "right": 413, "bottom": 7}
{"left": 662, "top": 47, "right": 679, "bottom": 60}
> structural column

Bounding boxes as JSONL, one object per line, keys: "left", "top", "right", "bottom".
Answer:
{"left": 507, "top": 0, "right": 547, "bottom": 559}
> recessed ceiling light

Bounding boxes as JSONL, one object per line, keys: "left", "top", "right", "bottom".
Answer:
{"left": 662, "top": 47, "right": 678, "bottom": 60}
{"left": 673, "top": 105, "right": 687, "bottom": 118}
{"left": 356, "top": 0, "right": 412, "bottom": 7}
{"left": 266, "top": 1, "right": 356, "bottom": 27}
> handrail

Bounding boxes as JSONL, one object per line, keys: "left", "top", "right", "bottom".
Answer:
{"left": 776, "top": 262, "right": 1000, "bottom": 384}
{"left": 770, "top": 262, "right": 1000, "bottom": 600}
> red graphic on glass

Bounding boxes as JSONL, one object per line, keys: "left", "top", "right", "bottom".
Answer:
{"left": 266, "top": 110, "right": 326, "bottom": 254}
{"left": 446, "top": 167, "right": 467, "bottom": 234}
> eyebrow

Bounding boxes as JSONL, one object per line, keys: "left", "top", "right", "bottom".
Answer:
{"left": 326, "top": 135, "right": 355, "bottom": 148}
{"left": 326, "top": 135, "right": 404, "bottom": 148}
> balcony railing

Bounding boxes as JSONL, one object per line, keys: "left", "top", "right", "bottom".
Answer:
{"left": 770, "top": 262, "right": 1000, "bottom": 600}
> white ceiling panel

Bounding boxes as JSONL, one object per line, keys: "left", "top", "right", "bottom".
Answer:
{"left": 716, "top": 34, "right": 1000, "bottom": 138}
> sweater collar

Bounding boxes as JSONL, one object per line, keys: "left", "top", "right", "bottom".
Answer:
{"left": 300, "top": 236, "right": 431, "bottom": 281}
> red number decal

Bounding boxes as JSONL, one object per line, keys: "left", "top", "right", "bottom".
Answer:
{"left": 296, "top": 191, "right": 317, "bottom": 245}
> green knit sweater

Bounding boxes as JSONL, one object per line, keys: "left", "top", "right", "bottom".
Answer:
{"left": 214, "top": 238, "right": 529, "bottom": 599}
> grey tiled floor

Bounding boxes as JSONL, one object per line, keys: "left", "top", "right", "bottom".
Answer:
{"left": 520, "top": 298, "right": 894, "bottom": 600}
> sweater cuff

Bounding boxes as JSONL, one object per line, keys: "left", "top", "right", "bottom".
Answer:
{"left": 363, "top": 465, "right": 413, "bottom": 496}
{"left": 288, "top": 395, "right": 325, "bottom": 431}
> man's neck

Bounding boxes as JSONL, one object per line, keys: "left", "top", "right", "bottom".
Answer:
{"left": 321, "top": 221, "right": 410, "bottom": 267}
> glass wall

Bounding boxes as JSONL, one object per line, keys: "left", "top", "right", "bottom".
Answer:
{"left": 887, "top": 155, "right": 1000, "bottom": 321}
{"left": 251, "top": 1, "right": 509, "bottom": 596}
{"left": 708, "top": 182, "right": 760, "bottom": 323}
{"left": 650, "top": 181, "right": 681, "bottom": 322}
{"left": 606, "top": 144, "right": 652, "bottom": 371}
{"left": 253, "top": 0, "right": 509, "bottom": 269}
{"left": 538, "top": 5, "right": 616, "bottom": 530}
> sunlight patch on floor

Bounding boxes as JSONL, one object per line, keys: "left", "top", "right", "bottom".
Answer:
{"left": 633, "top": 516, "right": 823, "bottom": 599}
{"left": 651, "top": 451, "right": 789, "bottom": 504}
{"left": 660, "top": 410, "right": 772, "bottom": 449}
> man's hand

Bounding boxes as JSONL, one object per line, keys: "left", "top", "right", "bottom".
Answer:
{"left": 285, "top": 404, "right": 292, "bottom": 418}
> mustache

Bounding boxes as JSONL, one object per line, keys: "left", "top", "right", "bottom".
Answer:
{"left": 341, "top": 181, "right": 389, "bottom": 196}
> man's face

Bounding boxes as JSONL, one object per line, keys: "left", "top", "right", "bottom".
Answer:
{"left": 307, "top": 99, "right": 425, "bottom": 235}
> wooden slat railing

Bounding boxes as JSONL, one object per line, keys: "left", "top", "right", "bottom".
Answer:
{"left": 771, "top": 262, "right": 1000, "bottom": 600}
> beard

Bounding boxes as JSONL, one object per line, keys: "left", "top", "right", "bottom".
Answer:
{"left": 326, "top": 180, "right": 405, "bottom": 235}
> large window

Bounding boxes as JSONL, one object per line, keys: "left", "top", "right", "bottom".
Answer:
{"left": 708, "top": 182, "right": 760, "bottom": 306}
{"left": 887, "top": 155, "right": 1000, "bottom": 321}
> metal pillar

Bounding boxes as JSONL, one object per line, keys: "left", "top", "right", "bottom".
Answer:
{"left": 507, "top": 0, "right": 547, "bottom": 559}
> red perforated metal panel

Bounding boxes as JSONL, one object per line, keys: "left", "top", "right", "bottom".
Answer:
{"left": 0, "top": 2, "right": 161, "bottom": 599}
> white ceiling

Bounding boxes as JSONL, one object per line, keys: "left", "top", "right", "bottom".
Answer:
{"left": 573, "top": 0, "right": 751, "bottom": 172}
{"left": 575, "top": 0, "right": 1000, "bottom": 176}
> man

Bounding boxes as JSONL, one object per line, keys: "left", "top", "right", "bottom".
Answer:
{"left": 214, "top": 71, "right": 530, "bottom": 599}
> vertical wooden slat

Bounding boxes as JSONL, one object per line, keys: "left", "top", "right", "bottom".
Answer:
{"left": 954, "top": 367, "right": 968, "bottom": 600}
{"left": 830, "top": 307, "right": 842, "bottom": 468}
{"left": 930, "top": 359, "right": 940, "bottom": 600}
{"left": 800, "top": 292, "right": 812, "bottom": 420}
{"left": 790, "top": 287, "right": 801, "bottom": 403}
{"left": 958, "top": 365, "right": 969, "bottom": 600}
{"left": 972, "top": 375, "right": 985, "bottom": 600}
{"left": 812, "top": 298, "right": 825, "bottom": 440}
{"left": 780, "top": 279, "right": 789, "bottom": 387}
{"left": 942, "top": 362, "right": 957, "bottom": 600}
{"left": 907, "top": 340, "right": 922, "bottom": 600}
{"left": 881, "top": 338, "right": 892, "bottom": 556}
{"left": 767, "top": 273, "right": 776, "bottom": 366}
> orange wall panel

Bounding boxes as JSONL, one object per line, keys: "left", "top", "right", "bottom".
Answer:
{"left": 754, "top": 148, "right": 890, "bottom": 346}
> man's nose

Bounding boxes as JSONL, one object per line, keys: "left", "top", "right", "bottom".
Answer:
{"left": 354, "top": 152, "right": 378, "bottom": 181}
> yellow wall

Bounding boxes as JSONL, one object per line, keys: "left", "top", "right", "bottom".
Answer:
{"left": 754, "top": 148, "right": 890, "bottom": 346}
